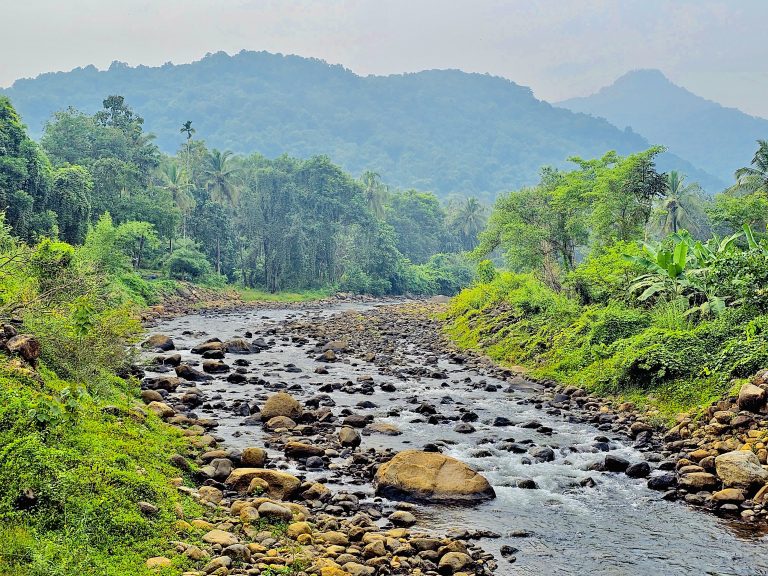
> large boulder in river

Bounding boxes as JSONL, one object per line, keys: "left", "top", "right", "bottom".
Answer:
{"left": 224, "top": 468, "right": 301, "bottom": 499}
{"left": 142, "top": 334, "right": 174, "bottom": 351}
{"left": 260, "top": 392, "right": 303, "bottom": 421}
{"left": 715, "top": 450, "right": 768, "bottom": 489}
{"left": 738, "top": 383, "right": 766, "bottom": 413}
{"left": 175, "top": 364, "right": 212, "bottom": 382}
{"left": 374, "top": 450, "right": 495, "bottom": 503}
{"left": 224, "top": 338, "right": 252, "bottom": 354}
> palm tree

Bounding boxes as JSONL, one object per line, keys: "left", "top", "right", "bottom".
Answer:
{"left": 730, "top": 139, "right": 768, "bottom": 196}
{"left": 205, "top": 149, "right": 239, "bottom": 205}
{"left": 159, "top": 161, "right": 195, "bottom": 238}
{"left": 360, "top": 170, "right": 387, "bottom": 218}
{"left": 658, "top": 171, "right": 702, "bottom": 234}
{"left": 456, "top": 197, "right": 486, "bottom": 250}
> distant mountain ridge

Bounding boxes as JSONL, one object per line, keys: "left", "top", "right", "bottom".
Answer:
{"left": 1, "top": 52, "right": 724, "bottom": 198}
{"left": 558, "top": 69, "right": 768, "bottom": 185}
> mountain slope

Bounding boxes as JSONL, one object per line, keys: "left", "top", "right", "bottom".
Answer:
{"left": 1, "top": 52, "right": 723, "bottom": 198}
{"left": 559, "top": 69, "right": 768, "bottom": 185}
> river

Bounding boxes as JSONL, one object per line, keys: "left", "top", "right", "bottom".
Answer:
{"left": 145, "top": 302, "right": 768, "bottom": 576}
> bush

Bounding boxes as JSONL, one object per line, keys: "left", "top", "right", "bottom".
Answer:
{"left": 166, "top": 240, "right": 212, "bottom": 280}
{"left": 565, "top": 241, "right": 642, "bottom": 304}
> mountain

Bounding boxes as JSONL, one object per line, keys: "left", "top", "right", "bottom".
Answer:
{"left": 559, "top": 69, "right": 768, "bottom": 186}
{"left": 1, "top": 51, "right": 723, "bottom": 198}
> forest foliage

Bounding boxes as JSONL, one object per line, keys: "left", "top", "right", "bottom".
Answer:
{"left": 446, "top": 141, "right": 768, "bottom": 422}
{"left": 1, "top": 94, "right": 484, "bottom": 296}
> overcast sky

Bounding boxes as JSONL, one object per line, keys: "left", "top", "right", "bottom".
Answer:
{"left": 3, "top": 0, "right": 767, "bottom": 117}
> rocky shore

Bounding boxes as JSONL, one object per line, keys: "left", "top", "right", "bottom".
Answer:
{"left": 136, "top": 299, "right": 768, "bottom": 575}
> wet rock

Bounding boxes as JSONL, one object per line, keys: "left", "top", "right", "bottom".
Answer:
{"left": 493, "top": 416, "right": 513, "bottom": 427}
{"left": 438, "top": 552, "right": 472, "bottom": 574}
{"left": 175, "top": 364, "right": 212, "bottom": 382}
{"left": 604, "top": 454, "right": 630, "bottom": 473}
{"left": 142, "top": 334, "right": 174, "bottom": 351}
{"left": 285, "top": 441, "right": 325, "bottom": 459}
{"left": 528, "top": 446, "right": 555, "bottom": 462}
{"left": 261, "top": 392, "right": 303, "bottom": 421}
{"left": 241, "top": 447, "right": 267, "bottom": 467}
{"left": 343, "top": 414, "right": 371, "bottom": 428}
{"left": 647, "top": 472, "right": 677, "bottom": 491}
{"left": 224, "top": 338, "right": 251, "bottom": 354}
{"left": 712, "top": 487, "right": 746, "bottom": 503}
{"left": 374, "top": 450, "right": 495, "bottom": 503}
{"left": 339, "top": 426, "right": 362, "bottom": 447}
{"left": 626, "top": 462, "right": 651, "bottom": 478}
{"left": 266, "top": 415, "right": 297, "bottom": 430}
{"left": 191, "top": 338, "right": 223, "bottom": 354}
{"left": 389, "top": 510, "right": 417, "bottom": 526}
{"left": 715, "top": 450, "right": 768, "bottom": 489}
{"left": 517, "top": 478, "right": 538, "bottom": 489}
{"left": 454, "top": 423, "right": 475, "bottom": 434}
{"left": 202, "top": 359, "right": 230, "bottom": 373}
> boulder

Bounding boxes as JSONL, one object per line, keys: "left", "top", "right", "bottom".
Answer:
{"left": 175, "top": 364, "right": 212, "bottom": 382}
{"left": 142, "top": 334, "right": 174, "bottom": 351}
{"left": 191, "top": 339, "right": 223, "bottom": 354}
{"left": 224, "top": 468, "right": 301, "bottom": 499}
{"left": 241, "top": 447, "right": 267, "bottom": 467}
{"left": 678, "top": 472, "right": 718, "bottom": 491}
{"left": 257, "top": 501, "right": 293, "bottom": 521}
{"left": 146, "top": 557, "right": 172, "bottom": 569}
{"left": 265, "top": 415, "right": 297, "bottom": 430}
{"left": 338, "top": 426, "right": 362, "bottom": 448}
{"left": 715, "top": 450, "right": 768, "bottom": 489}
{"left": 438, "top": 552, "right": 472, "bottom": 574}
{"left": 374, "top": 450, "right": 495, "bottom": 503}
{"left": 202, "top": 529, "right": 238, "bottom": 546}
{"left": 284, "top": 441, "right": 324, "bottom": 459}
{"left": 6, "top": 335, "right": 41, "bottom": 365}
{"left": 260, "top": 392, "right": 303, "bottom": 421}
{"left": 738, "top": 383, "right": 766, "bottom": 413}
{"left": 202, "top": 359, "right": 230, "bottom": 374}
{"left": 147, "top": 401, "right": 174, "bottom": 418}
{"left": 224, "top": 338, "right": 252, "bottom": 354}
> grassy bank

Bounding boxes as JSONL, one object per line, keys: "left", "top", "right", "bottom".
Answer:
{"left": 442, "top": 272, "right": 757, "bottom": 424}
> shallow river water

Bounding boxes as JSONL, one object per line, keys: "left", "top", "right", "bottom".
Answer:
{"left": 147, "top": 303, "right": 768, "bottom": 576}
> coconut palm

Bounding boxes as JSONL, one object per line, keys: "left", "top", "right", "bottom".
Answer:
{"left": 159, "top": 161, "right": 195, "bottom": 237}
{"left": 456, "top": 197, "right": 486, "bottom": 250}
{"left": 205, "top": 149, "right": 239, "bottom": 205}
{"left": 658, "top": 171, "right": 703, "bottom": 234}
{"left": 360, "top": 170, "right": 387, "bottom": 218}
{"left": 730, "top": 139, "right": 768, "bottom": 196}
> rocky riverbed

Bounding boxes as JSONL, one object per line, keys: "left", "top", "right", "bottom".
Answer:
{"left": 139, "top": 300, "right": 768, "bottom": 575}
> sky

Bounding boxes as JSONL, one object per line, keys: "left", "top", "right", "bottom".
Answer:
{"left": 3, "top": 0, "right": 767, "bottom": 117}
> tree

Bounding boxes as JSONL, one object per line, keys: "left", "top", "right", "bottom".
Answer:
{"left": 360, "top": 170, "right": 387, "bottom": 218}
{"left": 49, "top": 164, "right": 92, "bottom": 244}
{"left": 453, "top": 197, "right": 486, "bottom": 250}
{"left": 115, "top": 221, "right": 159, "bottom": 270}
{"left": 0, "top": 96, "right": 53, "bottom": 239}
{"left": 205, "top": 149, "right": 239, "bottom": 205}
{"left": 657, "top": 171, "right": 704, "bottom": 235}
{"left": 730, "top": 140, "right": 768, "bottom": 196}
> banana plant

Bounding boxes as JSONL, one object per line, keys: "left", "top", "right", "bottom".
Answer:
{"left": 625, "top": 236, "right": 691, "bottom": 301}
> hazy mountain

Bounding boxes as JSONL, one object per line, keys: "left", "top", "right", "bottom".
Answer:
{"left": 1, "top": 52, "right": 723, "bottom": 198}
{"left": 559, "top": 69, "right": 768, "bottom": 186}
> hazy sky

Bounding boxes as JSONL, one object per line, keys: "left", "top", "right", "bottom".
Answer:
{"left": 3, "top": 0, "right": 767, "bottom": 117}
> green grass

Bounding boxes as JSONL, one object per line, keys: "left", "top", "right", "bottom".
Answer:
{"left": 236, "top": 287, "right": 334, "bottom": 303}
{"left": 0, "top": 364, "right": 204, "bottom": 576}
{"left": 443, "top": 271, "right": 764, "bottom": 426}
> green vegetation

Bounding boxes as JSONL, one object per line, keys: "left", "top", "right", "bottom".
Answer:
{"left": 446, "top": 143, "right": 768, "bottom": 423}
{"left": 1, "top": 94, "right": 481, "bottom": 297}
{"left": 0, "top": 215, "right": 208, "bottom": 575}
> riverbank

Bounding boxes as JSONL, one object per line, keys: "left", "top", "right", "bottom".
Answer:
{"left": 439, "top": 287, "right": 768, "bottom": 526}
